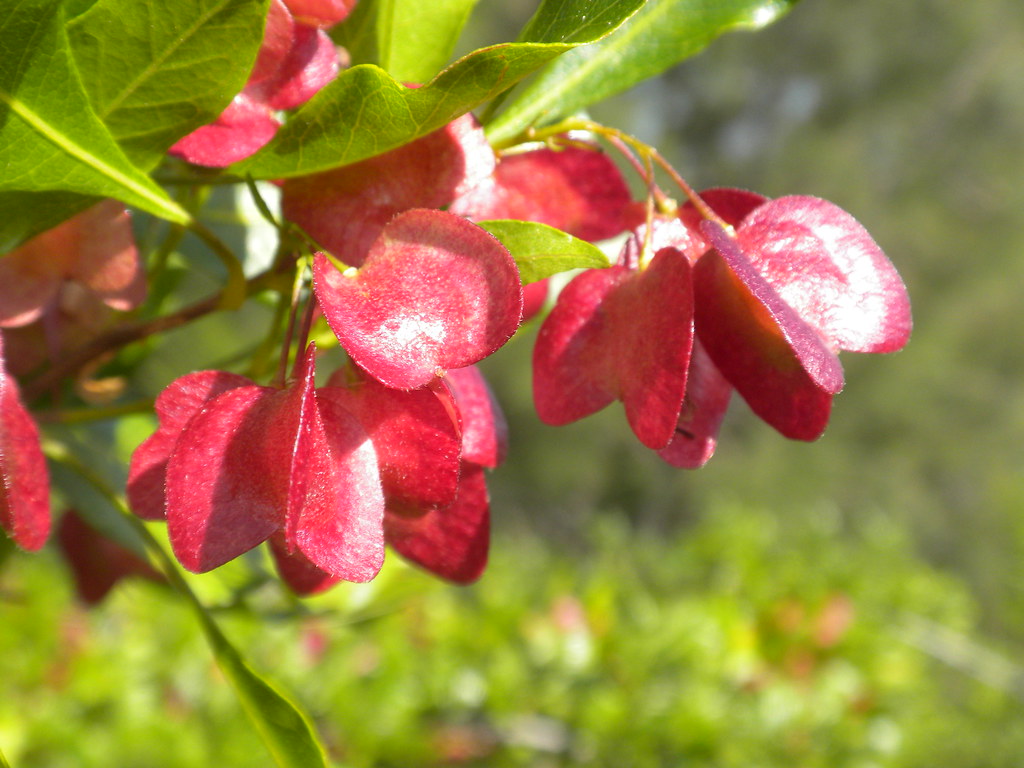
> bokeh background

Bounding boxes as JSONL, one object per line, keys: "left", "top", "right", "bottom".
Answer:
{"left": 3, "top": 1, "right": 1024, "bottom": 765}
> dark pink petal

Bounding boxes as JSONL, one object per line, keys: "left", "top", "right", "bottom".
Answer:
{"left": 450, "top": 143, "right": 634, "bottom": 242}
{"left": 284, "top": 0, "right": 356, "bottom": 27}
{"left": 290, "top": 392, "right": 384, "bottom": 582}
{"left": 443, "top": 365, "right": 508, "bottom": 468}
{"left": 737, "top": 196, "right": 912, "bottom": 353}
{"left": 249, "top": 0, "right": 296, "bottom": 86}
{"left": 694, "top": 222, "right": 844, "bottom": 441}
{"left": 268, "top": 533, "right": 341, "bottom": 596}
{"left": 283, "top": 115, "right": 495, "bottom": 266}
{"left": 679, "top": 187, "right": 769, "bottom": 237}
{"left": 657, "top": 340, "right": 732, "bottom": 468}
{"left": 57, "top": 510, "right": 164, "bottom": 605}
{"left": 384, "top": 463, "right": 489, "bottom": 584}
{"left": 521, "top": 279, "right": 549, "bottom": 322}
{"left": 323, "top": 367, "right": 462, "bottom": 514}
{"left": 127, "top": 370, "right": 251, "bottom": 520}
{"left": 0, "top": 200, "right": 142, "bottom": 327}
{"left": 168, "top": 94, "right": 280, "bottom": 167}
{"left": 533, "top": 247, "right": 694, "bottom": 450}
{"left": 314, "top": 210, "right": 523, "bottom": 389}
{"left": 0, "top": 335, "right": 50, "bottom": 551}
{"left": 165, "top": 384, "right": 286, "bottom": 571}
{"left": 257, "top": 24, "right": 339, "bottom": 111}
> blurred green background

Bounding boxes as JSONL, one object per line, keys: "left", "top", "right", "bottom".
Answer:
{"left": 4, "top": 0, "right": 1024, "bottom": 765}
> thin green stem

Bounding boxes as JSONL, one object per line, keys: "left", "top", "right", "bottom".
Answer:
{"left": 188, "top": 220, "right": 248, "bottom": 309}
{"left": 35, "top": 399, "right": 154, "bottom": 425}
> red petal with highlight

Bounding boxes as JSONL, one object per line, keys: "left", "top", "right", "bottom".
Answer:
{"left": 283, "top": 115, "right": 495, "bottom": 265}
{"left": 444, "top": 366, "right": 508, "bottom": 468}
{"left": 450, "top": 143, "right": 634, "bottom": 242}
{"left": 323, "top": 369, "right": 462, "bottom": 515}
{"left": 738, "top": 196, "right": 912, "bottom": 353}
{"left": 315, "top": 210, "right": 522, "bottom": 389}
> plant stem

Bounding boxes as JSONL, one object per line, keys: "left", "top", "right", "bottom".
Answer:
{"left": 23, "top": 270, "right": 281, "bottom": 403}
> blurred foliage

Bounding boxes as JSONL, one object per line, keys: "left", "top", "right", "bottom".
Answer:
{"left": 4, "top": 0, "right": 1024, "bottom": 763}
{"left": 4, "top": 505, "right": 1024, "bottom": 766}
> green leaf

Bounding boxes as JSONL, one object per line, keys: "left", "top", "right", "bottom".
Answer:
{"left": 191, "top": 605, "right": 329, "bottom": 768}
{"left": 44, "top": 443, "right": 330, "bottom": 768}
{"left": 336, "top": 0, "right": 481, "bottom": 83}
{"left": 478, "top": 220, "right": 610, "bottom": 283}
{"left": 486, "top": 0, "right": 801, "bottom": 143}
{"left": 67, "top": 0, "right": 270, "bottom": 170}
{"left": 0, "top": 743, "right": 11, "bottom": 768}
{"left": 517, "top": 0, "right": 646, "bottom": 44}
{"left": 236, "top": 0, "right": 643, "bottom": 179}
{"left": 0, "top": 2, "right": 190, "bottom": 233}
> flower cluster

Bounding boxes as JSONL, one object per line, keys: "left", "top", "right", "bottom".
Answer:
{"left": 0, "top": 1, "right": 911, "bottom": 596}
{"left": 534, "top": 187, "right": 912, "bottom": 466}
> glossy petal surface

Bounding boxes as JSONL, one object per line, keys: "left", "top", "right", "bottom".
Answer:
{"left": 444, "top": 366, "right": 508, "bottom": 469}
{"left": 324, "top": 369, "right": 462, "bottom": 515}
{"left": 315, "top": 209, "right": 523, "bottom": 389}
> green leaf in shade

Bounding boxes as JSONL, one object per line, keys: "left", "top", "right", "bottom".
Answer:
{"left": 67, "top": 0, "right": 270, "bottom": 170}
{"left": 335, "top": 0, "right": 481, "bottom": 83}
{"left": 0, "top": 743, "right": 11, "bottom": 768}
{"left": 477, "top": 220, "right": 610, "bottom": 284}
{"left": 236, "top": 0, "right": 643, "bottom": 179}
{"left": 486, "top": 0, "right": 801, "bottom": 144}
{"left": 0, "top": 2, "right": 190, "bottom": 232}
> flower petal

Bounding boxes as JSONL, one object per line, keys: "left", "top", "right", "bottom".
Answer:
{"left": 694, "top": 222, "right": 844, "bottom": 441}
{"left": 315, "top": 209, "right": 522, "bottom": 389}
{"left": 165, "top": 385, "right": 286, "bottom": 572}
{"left": 450, "top": 143, "right": 634, "bottom": 242}
{"left": 384, "top": 463, "right": 489, "bottom": 584}
{"left": 443, "top": 365, "right": 508, "bottom": 468}
{"left": 738, "top": 196, "right": 912, "bottom": 353}
{"left": 128, "top": 370, "right": 251, "bottom": 520}
{"left": 0, "top": 336, "right": 50, "bottom": 551}
{"left": 533, "top": 247, "right": 694, "bottom": 449}
{"left": 168, "top": 94, "right": 280, "bottom": 168}
{"left": 323, "top": 367, "right": 462, "bottom": 514}
{"left": 283, "top": 115, "right": 495, "bottom": 266}
{"left": 657, "top": 340, "right": 732, "bottom": 468}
